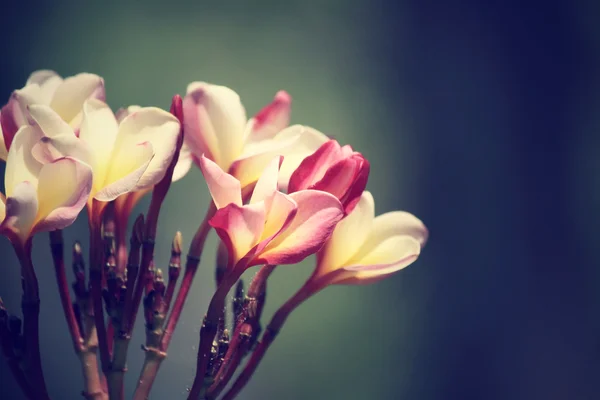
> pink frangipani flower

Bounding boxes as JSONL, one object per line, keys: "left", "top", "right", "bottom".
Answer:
{"left": 199, "top": 154, "right": 344, "bottom": 275}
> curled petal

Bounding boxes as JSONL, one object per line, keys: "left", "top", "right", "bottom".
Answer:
{"left": 1, "top": 90, "right": 37, "bottom": 150}
{"left": 31, "top": 134, "right": 91, "bottom": 166}
{"left": 50, "top": 73, "right": 105, "bottom": 125}
{"left": 249, "top": 156, "right": 283, "bottom": 206}
{"left": 4, "top": 126, "right": 43, "bottom": 196}
{"left": 288, "top": 140, "right": 343, "bottom": 192}
{"left": 95, "top": 142, "right": 154, "bottom": 202}
{"left": 184, "top": 82, "right": 246, "bottom": 169}
{"left": 316, "top": 191, "right": 374, "bottom": 275}
{"left": 33, "top": 157, "right": 93, "bottom": 233}
{"left": 255, "top": 190, "right": 343, "bottom": 266}
{"left": 28, "top": 104, "right": 74, "bottom": 137}
{"left": 112, "top": 107, "right": 180, "bottom": 190}
{"left": 199, "top": 155, "right": 242, "bottom": 208}
{"left": 248, "top": 90, "right": 292, "bottom": 141}
{"left": 339, "top": 156, "right": 370, "bottom": 214}
{"left": 360, "top": 210, "right": 429, "bottom": 252}
{"left": 1, "top": 181, "right": 38, "bottom": 241}
{"left": 335, "top": 236, "right": 421, "bottom": 285}
{"left": 210, "top": 202, "right": 266, "bottom": 267}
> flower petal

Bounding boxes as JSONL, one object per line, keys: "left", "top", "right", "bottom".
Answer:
{"left": 28, "top": 104, "right": 74, "bottom": 137}
{"left": 288, "top": 139, "right": 343, "bottom": 193}
{"left": 276, "top": 126, "right": 329, "bottom": 190}
{"left": 50, "top": 73, "right": 105, "bottom": 126}
{"left": 4, "top": 126, "right": 43, "bottom": 196}
{"left": 335, "top": 236, "right": 421, "bottom": 285}
{"left": 1, "top": 88, "right": 40, "bottom": 149}
{"left": 115, "top": 105, "right": 142, "bottom": 123}
{"left": 78, "top": 99, "right": 119, "bottom": 188}
{"left": 26, "top": 70, "right": 63, "bottom": 105}
{"left": 338, "top": 156, "right": 370, "bottom": 214}
{"left": 31, "top": 134, "right": 91, "bottom": 166}
{"left": 316, "top": 191, "right": 374, "bottom": 274}
{"left": 1, "top": 181, "right": 38, "bottom": 241}
{"left": 33, "top": 157, "right": 93, "bottom": 233}
{"left": 111, "top": 107, "right": 180, "bottom": 190}
{"left": 199, "top": 155, "right": 242, "bottom": 209}
{"left": 184, "top": 82, "right": 246, "bottom": 170}
{"left": 255, "top": 189, "right": 343, "bottom": 265}
{"left": 209, "top": 202, "right": 266, "bottom": 266}
{"left": 248, "top": 90, "right": 292, "bottom": 141}
{"left": 94, "top": 142, "right": 154, "bottom": 202}
{"left": 171, "top": 143, "right": 193, "bottom": 182}
{"left": 343, "top": 211, "right": 427, "bottom": 269}
{"left": 258, "top": 191, "right": 297, "bottom": 244}
{"left": 249, "top": 156, "right": 283, "bottom": 206}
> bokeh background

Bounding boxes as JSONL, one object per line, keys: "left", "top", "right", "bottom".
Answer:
{"left": 1, "top": 0, "right": 600, "bottom": 399}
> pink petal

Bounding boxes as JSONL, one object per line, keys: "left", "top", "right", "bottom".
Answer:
{"left": 249, "top": 90, "right": 292, "bottom": 141}
{"left": 199, "top": 155, "right": 242, "bottom": 209}
{"left": 209, "top": 202, "right": 266, "bottom": 267}
{"left": 254, "top": 190, "right": 343, "bottom": 265}
{"left": 338, "top": 155, "right": 370, "bottom": 214}
{"left": 288, "top": 139, "right": 343, "bottom": 193}
{"left": 1, "top": 94, "right": 29, "bottom": 150}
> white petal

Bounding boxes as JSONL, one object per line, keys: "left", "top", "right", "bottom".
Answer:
{"left": 95, "top": 142, "right": 154, "bottom": 202}
{"left": 318, "top": 191, "right": 375, "bottom": 273}
{"left": 28, "top": 104, "right": 74, "bottom": 137}
{"left": 171, "top": 143, "right": 193, "bottom": 182}
{"left": 4, "top": 126, "right": 43, "bottom": 196}
{"left": 50, "top": 73, "right": 105, "bottom": 126}
{"left": 33, "top": 157, "right": 93, "bottom": 233}
{"left": 111, "top": 107, "right": 180, "bottom": 190}
{"left": 26, "top": 70, "right": 63, "bottom": 105}
{"left": 78, "top": 99, "right": 119, "bottom": 189}
{"left": 2, "top": 182, "right": 38, "bottom": 241}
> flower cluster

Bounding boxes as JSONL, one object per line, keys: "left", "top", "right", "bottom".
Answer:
{"left": 0, "top": 70, "right": 427, "bottom": 400}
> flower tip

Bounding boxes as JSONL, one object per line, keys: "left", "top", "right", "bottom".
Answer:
{"left": 274, "top": 90, "right": 292, "bottom": 104}
{"left": 172, "top": 231, "right": 183, "bottom": 254}
{"left": 169, "top": 94, "right": 183, "bottom": 121}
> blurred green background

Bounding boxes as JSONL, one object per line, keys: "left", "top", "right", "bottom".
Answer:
{"left": 1, "top": 0, "right": 600, "bottom": 399}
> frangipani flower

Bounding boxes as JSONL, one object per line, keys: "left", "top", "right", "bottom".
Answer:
{"left": 288, "top": 139, "right": 370, "bottom": 214}
{"left": 1, "top": 70, "right": 104, "bottom": 149}
{"left": 310, "top": 191, "right": 428, "bottom": 287}
{"left": 0, "top": 124, "right": 92, "bottom": 245}
{"left": 28, "top": 99, "right": 180, "bottom": 204}
{"left": 184, "top": 83, "right": 328, "bottom": 190}
{"left": 199, "top": 154, "right": 344, "bottom": 274}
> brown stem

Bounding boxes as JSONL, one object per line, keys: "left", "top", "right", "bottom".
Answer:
{"left": 187, "top": 271, "right": 241, "bottom": 400}
{"left": 50, "top": 230, "right": 84, "bottom": 352}
{"left": 207, "top": 265, "right": 275, "bottom": 398}
{"left": 221, "top": 281, "right": 320, "bottom": 400}
{"left": 14, "top": 240, "right": 51, "bottom": 400}
{"left": 89, "top": 200, "right": 111, "bottom": 377}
